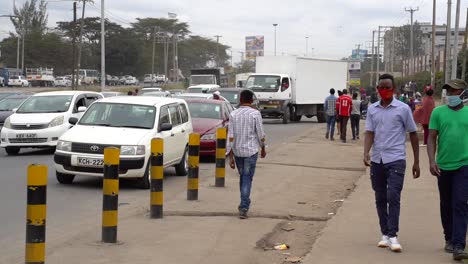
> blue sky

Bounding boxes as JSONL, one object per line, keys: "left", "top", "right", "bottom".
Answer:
{"left": 0, "top": 0, "right": 467, "bottom": 63}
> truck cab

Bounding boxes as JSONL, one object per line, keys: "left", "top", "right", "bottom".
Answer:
{"left": 246, "top": 74, "right": 292, "bottom": 123}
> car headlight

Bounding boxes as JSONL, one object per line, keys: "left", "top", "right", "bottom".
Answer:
{"left": 49, "top": 116, "right": 64, "bottom": 128}
{"left": 3, "top": 117, "right": 11, "bottom": 129}
{"left": 120, "top": 145, "right": 145, "bottom": 156}
{"left": 201, "top": 133, "right": 216, "bottom": 140}
{"left": 56, "top": 140, "right": 72, "bottom": 152}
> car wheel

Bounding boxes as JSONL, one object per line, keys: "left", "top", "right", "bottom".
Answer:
{"left": 135, "top": 161, "right": 151, "bottom": 189}
{"left": 282, "top": 107, "right": 290, "bottom": 124}
{"left": 56, "top": 172, "right": 75, "bottom": 184}
{"left": 5, "top": 146, "right": 20, "bottom": 155}
{"left": 175, "top": 147, "right": 188, "bottom": 176}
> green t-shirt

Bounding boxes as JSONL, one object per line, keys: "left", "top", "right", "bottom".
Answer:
{"left": 429, "top": 105, "right": 468, "bottom": 170}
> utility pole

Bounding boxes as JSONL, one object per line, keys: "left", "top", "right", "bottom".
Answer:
{"left": 214, "top": 35, "right": 222, "bottom": 67}
{"left": 431, "top": 0, "right": 436, "bottom": 88}
{"left": 451, "top": 0, "right": 461, "bottom": 79}
{"left": 462, "top": 8, "right": 468, "bottom": 80}
{"left": 370, "top": 30, "right": 375, "bottom": 86}
{"left": 100, "top": 0, "right": 105, "bottom": 92}
{"left": 164, "top": 36, "right": 168, "bottom": 80}
{"left": 376, "top": 26, "right": 381, "bottom": 84}
{"left": 71, "top": 1, "right": 77, "bottom": 89}
{"left": 239, "top": 51, "right": 245, "bottom": 63}
{"left": 305, "top": 36, "right": 309, "bottom": 56}
{"left": 405, "top": 7, "right": 419, "bottom": 76}
{"left": 444, "top": 0, "right": 452, "bottom": 83}
{"left": 75, "top": 0, "right": 87, "bottom": 89}
{"left": 273, "top": 23, "right": 278, "bottom": 56}
{"left": 151, "top": 26, "right": 157, "bottom": 87}
{"left": 391, "top": 28, "right": 395, "bottom": 74}
{"left": 21, "top": 24, "right": 24, "bottom": 73}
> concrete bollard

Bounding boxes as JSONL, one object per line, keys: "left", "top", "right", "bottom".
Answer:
{"left": 102, "top": 147, "right": 120, "bottom": 243}
{"left": 26, "top": 164, "right": 47, "bottom": 264}
{"left": 215, "top": 127, "right": 227, "bottom": 187}
{"left": 150, "top": 138, "right": 164, "bottom": 219}
{"left": 187, "top": 133, "right": 200, "bottom": 201}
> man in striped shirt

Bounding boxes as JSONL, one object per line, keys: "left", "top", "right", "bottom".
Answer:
{"left": 227, "top": 90, "right": 266, "bottom": 219}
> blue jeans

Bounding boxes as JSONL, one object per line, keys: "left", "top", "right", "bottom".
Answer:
{"left": 326, "top": 115, "right": 336, "bottom": 138}
{"left": 370, "top": 160, "right": 406, "bottom": 237}
{"left": 438, "top": 165, "right": 468, "bottom": 250}
{"left": 235, "top": 153, "right": 258, "bottom": 211}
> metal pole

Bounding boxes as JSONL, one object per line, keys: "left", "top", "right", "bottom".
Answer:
{"left": 370, "top": 30, "right": 375, "bottom": 86}
{"left": 100, "top": 0, "right": 105, "bottom": 92}
{"left": 214, "top": 35, "right": 222, "bottom": 67}
{"left": 102, "top": 147, "right": 120, "bottom": 243}
{"left": 150, "top": 138, "right": 164, "bottom": 219}
{"left": 76, "top": 0, "right": 86, "bottom": 89}
{"left": 406, "top": 8, "right": 419, "bottom": 75}
{"left": 305, "top": 37, "right": 309, "bottom": 56}
{"left": 431, "top": 0, "right": 437, "bottom": 88}
{"left": 175, "top": 35, "right": 179, "bottom": 83}
{"left": 451, "top": 0, "right": 461, "bottom": 79}
{"left": 152, "top": 26, "right": 156, "bottom": 87}
{"left": 462, "top": 8, "right": 468, "bottom": 80}
{"left": 376, "top": 26, "right": 381, "bottom": 83}
{"left": 16, "top": 33, "right": 20, "bottom": 69}
{"left": 391, "top": 28, "right": 395, "bottom": 74}
{"left": 445, "top": 0, "right": 452, "bottom": 83}
{"left": 215, "top": 128, "right": 227, "bottom": 187}
{"left": 187, "top": 134, "right": 200, "bottom": 200}
{"left": 21, "top": 29, "right": 24, "bottom": 73}
{"left": 72, "top": 1, "right": 77, "bottom": 89}
{"left": 273, "top": 24, "right": 278, "bottom": 56}
{"left": 172, "top": 35, "right": 176, "bottom": 82}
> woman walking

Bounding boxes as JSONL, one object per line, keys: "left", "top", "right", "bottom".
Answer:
{"left": 413, "top": 89, "right": 435, "bottom": 146}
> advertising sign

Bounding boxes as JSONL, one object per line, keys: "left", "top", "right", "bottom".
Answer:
{"left": 246, "top": 36, "right": 264, "bottom": 60}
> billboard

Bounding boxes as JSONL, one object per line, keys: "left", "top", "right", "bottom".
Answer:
{"left": 245, "top": 36, "right": 264, "bottom": 60}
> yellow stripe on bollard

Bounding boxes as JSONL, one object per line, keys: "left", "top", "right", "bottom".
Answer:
{"left": 26, "top": 164, "right": 47, "bottom": 264}
{"left": 188, "top": 133, "right": 200, "bottom": 200}
{"left": 215, "top": 128, "right": 227, "bottom": 187}
{"left": 150, "top": 138, "right": 164, "bottom": 219}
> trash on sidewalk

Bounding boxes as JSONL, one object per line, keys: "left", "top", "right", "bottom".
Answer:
{"left": 333, "top": 199, "right": 345, "bottom": 203}
{"left": 297, "top": 201, "right": 307, "bottom": 205}
{"left": 284, "top": 256, "right": 302, "bottom": 263}
{"left": 328, "top": 212, "right": 335, "bottom": 216}
{"left": 281, "top": 226, "right": 295, "bottom": 232}
{"left": 274, "top": 243, "right": 290, "bottom": 250}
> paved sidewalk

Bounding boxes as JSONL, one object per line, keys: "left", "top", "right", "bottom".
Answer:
{"left": 302, "top": 144, "right": 467, "bottom": 264}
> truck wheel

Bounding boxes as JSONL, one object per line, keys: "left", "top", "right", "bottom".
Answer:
{"left": 282, "top": 107, "right": 290, "bottom": 124}
{"left": 56, "top": 172, "right": 75, "bottom": 184}
{"left": 5, "top": 147, "right": 20, "bottom": 155}
{"left": 293, "top": 115, "right": 302, "bottom": 122}
{"left": 316, "top": 112, "right": 326, "bottom": 123}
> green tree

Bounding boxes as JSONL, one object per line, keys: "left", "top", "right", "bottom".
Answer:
{"left": 11, "top": 0, "right": 48, "bottom": 36}
{"left": 393, "top": 23, "right": 424, "bottom": 58}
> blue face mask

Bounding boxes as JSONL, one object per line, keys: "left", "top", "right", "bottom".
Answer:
{"left": 447, "top": 95, "right": 462, "bottom": 107}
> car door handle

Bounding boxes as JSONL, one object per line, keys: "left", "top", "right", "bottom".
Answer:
{"left": 171, "top": 133, "right": 175, "bottom": 137}
{"left": 181, "top": 129, "right": 185, "bottom": 133}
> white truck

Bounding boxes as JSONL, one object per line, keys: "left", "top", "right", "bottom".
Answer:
{"left": 235, "top": 72, "right": 253, "bottom": 88}
{"left": 246, "top": 56, "right": 348, "bottom": 124}
{"left": 26, "top": 68, "right": 55, "bottom": 87}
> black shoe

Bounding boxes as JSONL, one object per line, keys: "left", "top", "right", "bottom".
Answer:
{"left": 239, "top": 210, "right": 248, "bottom": 219}
{"left": 357, "top": 136, "right": 360, "bottom": 139}
{"left": 330, "top": 137, "right": 335, "bottom": 141}
{"left": 445, "top": 241, "right": 454, "bottom": 253}
{"left": 325, "top": 133, "right": 329, "bottom": 139}
{"left": 453, "top": 249, "right": 468, "bottom": 261}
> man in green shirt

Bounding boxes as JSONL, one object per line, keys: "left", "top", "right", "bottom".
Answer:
{"left": 427, "top": 79, "right": 468, "bottom": 261}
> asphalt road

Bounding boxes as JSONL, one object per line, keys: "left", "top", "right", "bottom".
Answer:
{"left": 0, "top": 118, "right": 319, "bottom": 261}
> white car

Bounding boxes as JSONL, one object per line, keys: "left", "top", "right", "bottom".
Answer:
{"left": 187, "top": 84, "right": 220, "bottom": 93}
{"left": 54, "top": 76, "right": 72, "bottom": 87}
{"left": 125, "top": 76, "right": 139, "bottom": 85}
{"left": 9, "top": 75, "right": 30, "bottom": 87}
{"left": 54, "top": 96, "right": 193, "bottom": 189}
{"left": 0, "top": 91, "right": 103, "bottom": 155}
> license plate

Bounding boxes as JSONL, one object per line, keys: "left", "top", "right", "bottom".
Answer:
{"left": 16, "top": 133, "right": 37, "bottom": 138}
{"left": 77, "top": 157, "right": 104, "bottom": 167}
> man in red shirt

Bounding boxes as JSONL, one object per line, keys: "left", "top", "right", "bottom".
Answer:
{"left": 336, "top": 89, "right": 353, "bottom": 143}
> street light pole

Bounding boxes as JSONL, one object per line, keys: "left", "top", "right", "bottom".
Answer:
{"left": 100, "top": 0, "right": 105, "bottom": 92}
{"left": 451, "top": 0, "right": 461, "bottom": 79}
{"left": 305, "top": 36, "right": 309, "bottom": 56}
{"left": 273, "top": 23, "right": 278, "bottom": 56}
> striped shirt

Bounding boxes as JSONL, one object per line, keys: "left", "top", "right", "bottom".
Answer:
{"left": 324, "top": 95, "right": 338, "bottom": 116}
{"left": 227, "top": 106, "right": 266, "bottom": 157}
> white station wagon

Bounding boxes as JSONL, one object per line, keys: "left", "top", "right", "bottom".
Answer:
{"left": 54, "top": 96, "right": 193, "bottom": 189}
{"left": 1, "top": 91, "right": 102, "bottom": 155}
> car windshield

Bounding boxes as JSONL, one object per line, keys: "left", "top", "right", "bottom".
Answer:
{"left": 79, "top": 103, "right": 156, "bottom": 129}
{"left": 17, "top": 95, "right": 73, "bottom": 113}
{"left": 246, "top": 75, "right": 280, "bottom": 91}
{"left": 0, "top": 93, "right": 16, "bottom": 100}
{"left": 219, "top": 91, "right": 239, "bottom": 104}
{"left": 190, "top": 75, "right": 215, "bottom": 85}
{"left": 187, "top": 102, "right": 222, "bottom": 119}
{"left": 0, "top": 97, "right": 27, "bottom": 111}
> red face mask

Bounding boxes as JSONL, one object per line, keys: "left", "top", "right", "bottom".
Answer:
{"left": 378, "top": 88, "right": 394, "bottom": 100}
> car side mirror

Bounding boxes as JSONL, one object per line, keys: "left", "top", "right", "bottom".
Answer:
{"left": 69, "top": 117, "right": 78, "bottom": 125}
{"left": 160, "top": 123, "right": 172, "bottom": 132}
{"left": 12, "top": 108, "right": 18, "bottom": 113}
{"left": 77, "top": 106, "right": 87, "bottom": 113}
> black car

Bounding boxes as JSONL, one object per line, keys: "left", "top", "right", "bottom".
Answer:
{"left": 0, "top": 94, "right": 31, "bottom": 129}
{"left": 218, "top": 88, "right": 259, "bottom": 108}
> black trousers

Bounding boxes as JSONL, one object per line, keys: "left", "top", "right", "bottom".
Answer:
{"left": 350, "top": 114, "right": 360, "bottom": 139}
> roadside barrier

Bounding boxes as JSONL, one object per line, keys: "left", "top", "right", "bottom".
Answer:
{"left": 102, "top": 147, "right": 120, "bottom": 243}
{"left": 187, "top": 133, "right": 200, "bottom": 200}
{"left": 215, "top": 128, "right": 227, "bottom": 187}
{"left": 150, "top": 138, "right": 164, "bottom": 219}
{"left": 26, "top": 164, "right": 47, "bottom": 264}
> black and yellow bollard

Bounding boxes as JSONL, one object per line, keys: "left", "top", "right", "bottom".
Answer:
{"left": 26, "top": 164, "right": 47, "bottom": 264}
{"left": 187, "top": 133, "right": 200, "bottom": 200}
{"left": 102, "top": 147, "right": 120, "bottom": 243}
{"left": 150, "top": 138, "right": 164, "bottom": 219}
{"left": 215, "top": 127, "right": 227, "bottom": 187}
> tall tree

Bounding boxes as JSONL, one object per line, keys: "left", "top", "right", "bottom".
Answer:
{"left": 10, "top": 0, "right": 48, "bottom": 36}
{"left": 393, "top": 22, "right": 424, "bottom": 58}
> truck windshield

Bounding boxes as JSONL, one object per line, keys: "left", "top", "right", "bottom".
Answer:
{"left": 246, "top": 75, "right": 280, "bottom": 92}
{"left": 191, "top": 75, "right": 215, "bottom": 85}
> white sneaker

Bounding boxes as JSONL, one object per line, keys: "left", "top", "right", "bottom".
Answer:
{"left": 389, "top": 237, "right": 402, "bottom": 252}
{"left": 377, "top": 235, "right": 390, "bottom": 248}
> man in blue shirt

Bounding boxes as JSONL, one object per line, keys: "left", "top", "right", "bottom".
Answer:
{"left": 364, "top": 73, "right": 420, "bottom": 252}
{"left": 324, "top": 88, "right": 338, "bottom": 141}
